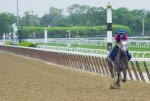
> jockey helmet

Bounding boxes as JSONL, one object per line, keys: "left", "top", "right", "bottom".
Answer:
{"left": 118, "top": 29, "right": 125, "bottom": 35}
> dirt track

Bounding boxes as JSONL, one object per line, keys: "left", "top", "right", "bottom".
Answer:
{"left": 0, "top": 52, "right": 150, "bottom": 101}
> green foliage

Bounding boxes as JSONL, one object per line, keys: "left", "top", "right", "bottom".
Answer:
{"left": 112, "top": 25, "right": 131, "bottom": 35}
{"left": 17, "top": 42, "right": 37, "bottom": 47}
{"left": 40, "top": 7, "right": 64, "bottom": 26}
{"left": 5, "top": 42, "right": 12, "bottom": 45}
{"left": 1, "top": 4, "right": 150, "bottom": 35}
{"left": 145, "top": 12, "right": 150, "bottom": 33}
{"left": 0, "top": 13, "right": 16, "bottom": 35}
{"left": 21, "top": 11, "right": 40, "bottom": 26}
{"left": 22, "top": 25, "right": 131, "bottom": 38}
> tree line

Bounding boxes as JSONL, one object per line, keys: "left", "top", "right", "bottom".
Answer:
{"left": 0, "top": 4, "right": 150, "bottom": 36}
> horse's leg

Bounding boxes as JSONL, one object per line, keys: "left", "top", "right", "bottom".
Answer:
{"left": 108, "top": 61, "right": 117, "bottom": 89}
{"left": 109, "top": 64, "right": 114, "bottom": 78}
{"left": 110, "top": 67, "right": 120, "bottom": 89}
{"left": 122, "top": 62, "right": 127, "bottom": 82}
{"left": 116, "top": 69, "right": 121, "bottom": 87}
{"left": 107, "top": 59, "right": 114, "bottom": 78}
{"left": 109, "top": 66, "right": 120, "bottom": 89}
{"left": 122, "top": 69, "right": 126, "bottom": 82}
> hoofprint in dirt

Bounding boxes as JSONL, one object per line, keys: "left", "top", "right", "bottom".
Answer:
{"left": 0, "top": 52, "right": 150, "bottom": 101}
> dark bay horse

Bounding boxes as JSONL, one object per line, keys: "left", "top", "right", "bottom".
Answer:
{"left": 107, "top": 40, "right": 129, "bottom": 89}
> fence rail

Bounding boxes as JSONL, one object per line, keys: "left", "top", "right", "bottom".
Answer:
{"left": 39, "top": 45, "right": 150, "bottom": 58}
{"left": 1, "top": 38, "right": 150, "bottom": 49}
{"left": 0, "top": 45, "right": 150, "bottom": 83}
{"left": 26, "top": 38, "right": 150, "bottom": 49}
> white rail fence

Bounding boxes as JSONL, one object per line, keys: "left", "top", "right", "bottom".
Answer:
{"left": 38, "top": 45, "right": 150, "bottom": 58}
{"left": 0, "top": 45, "right": 150, "bottom": 83}
{"left": 26, "top": 38, "right": 150, "bottom": 49}
{"left": 1, "top": 37, "right": 150, "bottom": 48}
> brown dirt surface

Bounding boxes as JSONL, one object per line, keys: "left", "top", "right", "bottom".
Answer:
{"left": 0, "top": 51, "right": 150, "bottom": 101}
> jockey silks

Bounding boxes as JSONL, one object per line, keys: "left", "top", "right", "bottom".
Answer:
{"left": 114, "top": 34, "right": 128, "bottom": 43}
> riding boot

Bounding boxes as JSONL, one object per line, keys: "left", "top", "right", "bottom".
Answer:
{"left": 109, "top": 45, "right": 118, "bottom": 61}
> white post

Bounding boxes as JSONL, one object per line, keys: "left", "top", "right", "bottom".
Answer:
{"left": 13, "top": 25, "right": 16, "bottom": 44}
{"left": 3, "top": 33, "right": 5, "bottom": 45}
{"left": 44, "top": 28, "right": 48, "bottom": 48}
{"left": 77, "top": 30, "right": 81, "bottom": 47}
{"left": 107, "top": 2, "right": 112, "bottom": 51}
{"left": 67, "top": 30, "right": 71, "bottom": 47}
{"left": 12, "top": 23, "right": 17, "bottom": 45}
{"left": 33, "top": 32, "right": 36, "bottom": 44}
{"left": 9, "top": 32, "right": 11, "bottom": 41}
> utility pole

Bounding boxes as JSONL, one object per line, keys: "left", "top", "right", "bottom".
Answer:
{"left": 143, "top": 16, "right": 145, "bottom": 36}
{"left": 17, "top": 0, "right": 19, "bottom": 26}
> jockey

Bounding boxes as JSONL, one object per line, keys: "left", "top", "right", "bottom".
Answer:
{"left": 109, "top": 29, "right": 131, "bottom": 62}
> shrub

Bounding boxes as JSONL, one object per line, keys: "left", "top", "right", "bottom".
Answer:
{"left": 5, "top": 42, "right": 12, "bottom": 45}
{"left": 17, "top": 42, "right": 37, "bottom": 47}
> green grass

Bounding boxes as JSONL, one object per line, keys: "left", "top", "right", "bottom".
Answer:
{"left": 38, "top": 43, "right": 107, "bottom": 49}
{"left": 146, "top": 62, "right": 150, "bottom": 69}
{"left": 130, "top": 38, "right": 150, "bottom": 40}
{"left": 128, "top": 47, "right": 150, "bottom": 52}
{"left": 38, "top": 43, "right": 150, "bottom": 52}
{"left": 38, "top": 43, "right": 66, "bottom": 47}
{"left": 71, "top": 44, "right": 106, "bottom": 50}
{"left": 131, "top": 53, "right": 150, "bottom": 58}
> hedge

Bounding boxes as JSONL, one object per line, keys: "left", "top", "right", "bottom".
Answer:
{"left": 5, "top": 42, "right": 12, "bottom": 45}
{"left": 21, "top": 25, "right": 131, "bottom": 38}
{"left": 17, "top": 42, "right": 37, "bottom": 47}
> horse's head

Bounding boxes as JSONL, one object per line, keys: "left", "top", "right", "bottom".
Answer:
{"left": 120, "top": 40, "right": 128, "bottom": 54}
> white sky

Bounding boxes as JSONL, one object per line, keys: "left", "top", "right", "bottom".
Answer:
{"left": 0, "top": 0, "right": 149, "bottom": 17}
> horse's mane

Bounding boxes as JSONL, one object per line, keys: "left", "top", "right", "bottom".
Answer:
{"left": 114, "top": 48, "right": 128, "bottom": 69}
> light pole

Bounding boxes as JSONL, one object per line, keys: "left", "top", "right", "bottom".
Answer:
{"left": 28, "top": 10, "right": 33, "bottom": 26}
{"left": 17, "top": 0, "right": 19, "bottom": 26}
{"left": 142, "top": 15, "right": 145, "bottom": 36}
{"left": 107, "top": 2, "right": 112, "bottom": 51}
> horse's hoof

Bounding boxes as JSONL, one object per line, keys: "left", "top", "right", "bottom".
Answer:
{"left": 110, "top": 83, "right": 120, "bottom": 89}
{"left": 118, "top": 83, "right": 121, "bottom": 87}
{"left": 110, "top": 84, "right": 114, "bottom": 89}
{"left": 122, "top": 79, "right": 126, "bottom": 82}
{"left": 110, "top": 85, "right": 115, "bottom": 89}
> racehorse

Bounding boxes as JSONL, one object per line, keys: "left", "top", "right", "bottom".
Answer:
{"left": 107, "top": 40, "right": 129, "bottom": 89}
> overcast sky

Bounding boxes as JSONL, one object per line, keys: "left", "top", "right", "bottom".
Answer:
{"left": 0, "top": 0, "right": 149, "bottom": 17}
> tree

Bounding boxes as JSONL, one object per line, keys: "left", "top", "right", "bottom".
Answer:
{"left": 40, "top": 14, "right": 52, "bottom": 26}
{"left": 67, "top": 4, "right": 90, "bottom": 26}
{"left": 21, "top": 11, "right": 40, "bottom": 26}
{"left": 40, "top": 7, "right": 65, "bottom": 26}
{"left": 113, "top": 7, "right": 142, "bottom": 34}
{"left": 49, "top": 7, "right": 64, "bottom": 26}
{"left": 113, "top": 8, "right": 131, "bottom": 25}
{"left": 145, "top": 12, "right": 150, "bottom": 35}
{"left": 0, "top": 13, "right": 16, "bottom": 35}
{"left": 86, "top": 7, "right": 106, "bottom": 26}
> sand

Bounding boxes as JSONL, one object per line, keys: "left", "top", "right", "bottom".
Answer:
{"left": 0, "top": 52, "right": 150, "bottom": 101}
